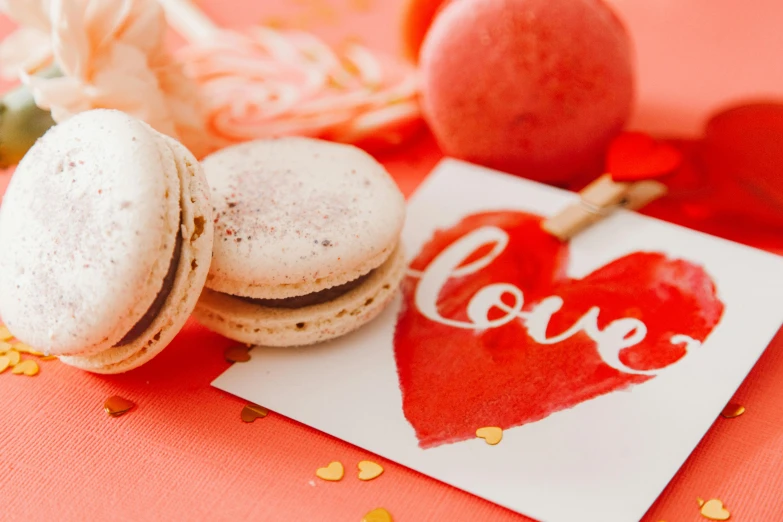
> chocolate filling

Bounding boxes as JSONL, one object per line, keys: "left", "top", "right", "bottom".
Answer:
{"left": 237, "top": 271, "right": 374, "bottom": 309}
{"left": 115, "top": 231, "right": 183, "bottom": 346}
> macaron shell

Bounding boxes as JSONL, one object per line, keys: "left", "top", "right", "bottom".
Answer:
{"left": 419, "top": 0, "right": 633, "bottom": 183}
{"left": 202, "top": 137, "right": 406, "bottom": 299}
{"left": 59, "top": 133, "right": 214, "bottom": 373}
{"left": 194, "top": 245, "right": 405, "bottom": 347}
{"left": 0, "top": 110, "right": 180, "bottom": 356}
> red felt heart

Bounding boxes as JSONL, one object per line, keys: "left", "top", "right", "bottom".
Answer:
{"left": 394, "top": 211, "right": 724, "bottom": 448}
{"left": 607, "top": 132, "right": 683, "bottom": 182}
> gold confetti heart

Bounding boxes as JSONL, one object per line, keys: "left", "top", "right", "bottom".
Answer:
{"left": 13, "top": 343, "right": 44, "bottom": 356}
{"left": 0, "top": 325, "right": 12, "bottom": 341}
{"left": 358, "top": 460, "right": 384, "bottom": 481}
{"left": 316, "top": 461, "right": 344, "bottom": 481}
{"left": 0, "top": 355, "right": 10, "bottom": 373}
{"left": 362, "top": 507, "right": 393, "bottom": 522}
{"left": 6, "top": 349, "right": 21, "bottom": 366}
{"left": 11, "top": 359, "right": 39, "bottom": 376}
{"left": 240, "top": 404, "right": 268, "bottom": 423}
{"left": 225, "top": 345, "right": 251, "bottom": 363}
{"left": 697, "top": 498, "right": 705, "bottom": 507}
{"left": 476, "top": 426, "right": 503, "bottom": 445}
{"left": 700, "top": 498, "right": 730, "bottom": 520}
{"left": 0, "top": 341, "right": 11, "bottom": 353}
{"left": 720, "top": 403, "right": 745, "bottom": 419}
{"left": 104, "top": 396, "right": 136, "bottom": 417}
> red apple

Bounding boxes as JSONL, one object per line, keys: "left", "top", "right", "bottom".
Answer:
{"left": 419, "top": 0, "right": 635, "bottom": 185}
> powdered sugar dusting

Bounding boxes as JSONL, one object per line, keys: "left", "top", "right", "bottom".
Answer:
{"left": 203, "top": 137, "right": 405, "bottom": 294}
{"left": 0, "top": 110, "right": 180, "bottom": 355}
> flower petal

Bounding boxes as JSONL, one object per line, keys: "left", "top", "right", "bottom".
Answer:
{"left": 22, "top": 73, "right": 91, "bottom": 119}
{"left": 0, "top": 28, "right": 52, "bottom": 78}
{"left": 50, "top": 0, "right": 91, "bottom": 79}
{"left": 0, "top": 0, "right": 52, "bottom": 31}
{"left": 181, "top": 28, "right": 421, "bottom": 149}
{"left": 84, "top": 0, "right": 164, "bottom": 55}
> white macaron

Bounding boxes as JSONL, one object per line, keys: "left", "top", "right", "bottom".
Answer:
{"left": 0, "top": 109, "right": 214, "bottom": 373}
{"left": 194, "top": 137, "right": 406, "bottom": 346}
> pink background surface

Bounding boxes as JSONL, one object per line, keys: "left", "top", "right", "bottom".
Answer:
{"left": 2, "top": 1, "right": 783, "bottom": 521}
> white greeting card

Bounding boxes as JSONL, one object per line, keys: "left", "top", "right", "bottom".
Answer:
{"left": 214, "top": 159, "right": 783, "bottom": 522}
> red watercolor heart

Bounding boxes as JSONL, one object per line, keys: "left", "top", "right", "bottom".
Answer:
{"left": 394, "top": 211, "right": 724, "bottom": 448}
{"left": 607, "top": 132, "right": 683, "bottom": 182}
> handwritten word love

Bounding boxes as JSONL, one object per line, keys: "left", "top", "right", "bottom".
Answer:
{"left": 409, "top": 226, "right": 700, "bottom": 376}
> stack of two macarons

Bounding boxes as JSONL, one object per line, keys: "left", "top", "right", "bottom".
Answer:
{"left": 0, "top": 110, "right": 407, "bottom": 373}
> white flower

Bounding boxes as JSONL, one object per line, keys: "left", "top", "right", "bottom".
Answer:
{"left": 0, "top": 0, "right": 210, "bottom": 157}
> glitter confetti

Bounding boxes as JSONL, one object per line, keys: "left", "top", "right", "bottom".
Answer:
{"left": 0, "top": 332, "right": 52, "bottom": 376}
{"left": 362, "top": 507, "right": 393, "bottom": 522}
{"left": 225, "top": 345, "right": 251, "bottom": 363}
{"left": 700, "top": 498, "right": 731, "bottom": 520}
{"left": 357, "top": 460, "right": 384, "bottom": 481}
{"left": 720, "top": 403, "right": 746, "bottom": 419}
{"left": 475, "top": 426, "right": 503, "bottom": 445}
{"left": 11, "top": 359, "right": 39, "bottom": 376}
{"left": 5, "top": 349, "right": 21, "bottom": 366}
{"left": 12, "top": 343, "right": 45, "bottom": 356}
{"left": 104, "top": 396, "right": 136, "bottom": 417}
{"left": 315, "top": 461, "right": 344, "bottom": 481}
{"left": 0, "top": 325, "right": 12, "bottom": 341}
{"left": 240, "top": 404, "right": 269, "bottom": 423}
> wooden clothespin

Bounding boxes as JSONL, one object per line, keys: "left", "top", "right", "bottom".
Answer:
{"left": 542, "top": 132, "right": 683, "bottom": 241}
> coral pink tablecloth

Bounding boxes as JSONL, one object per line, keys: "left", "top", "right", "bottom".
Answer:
{"left": 2, "top": 1, "right": 783, "bottom": 521}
